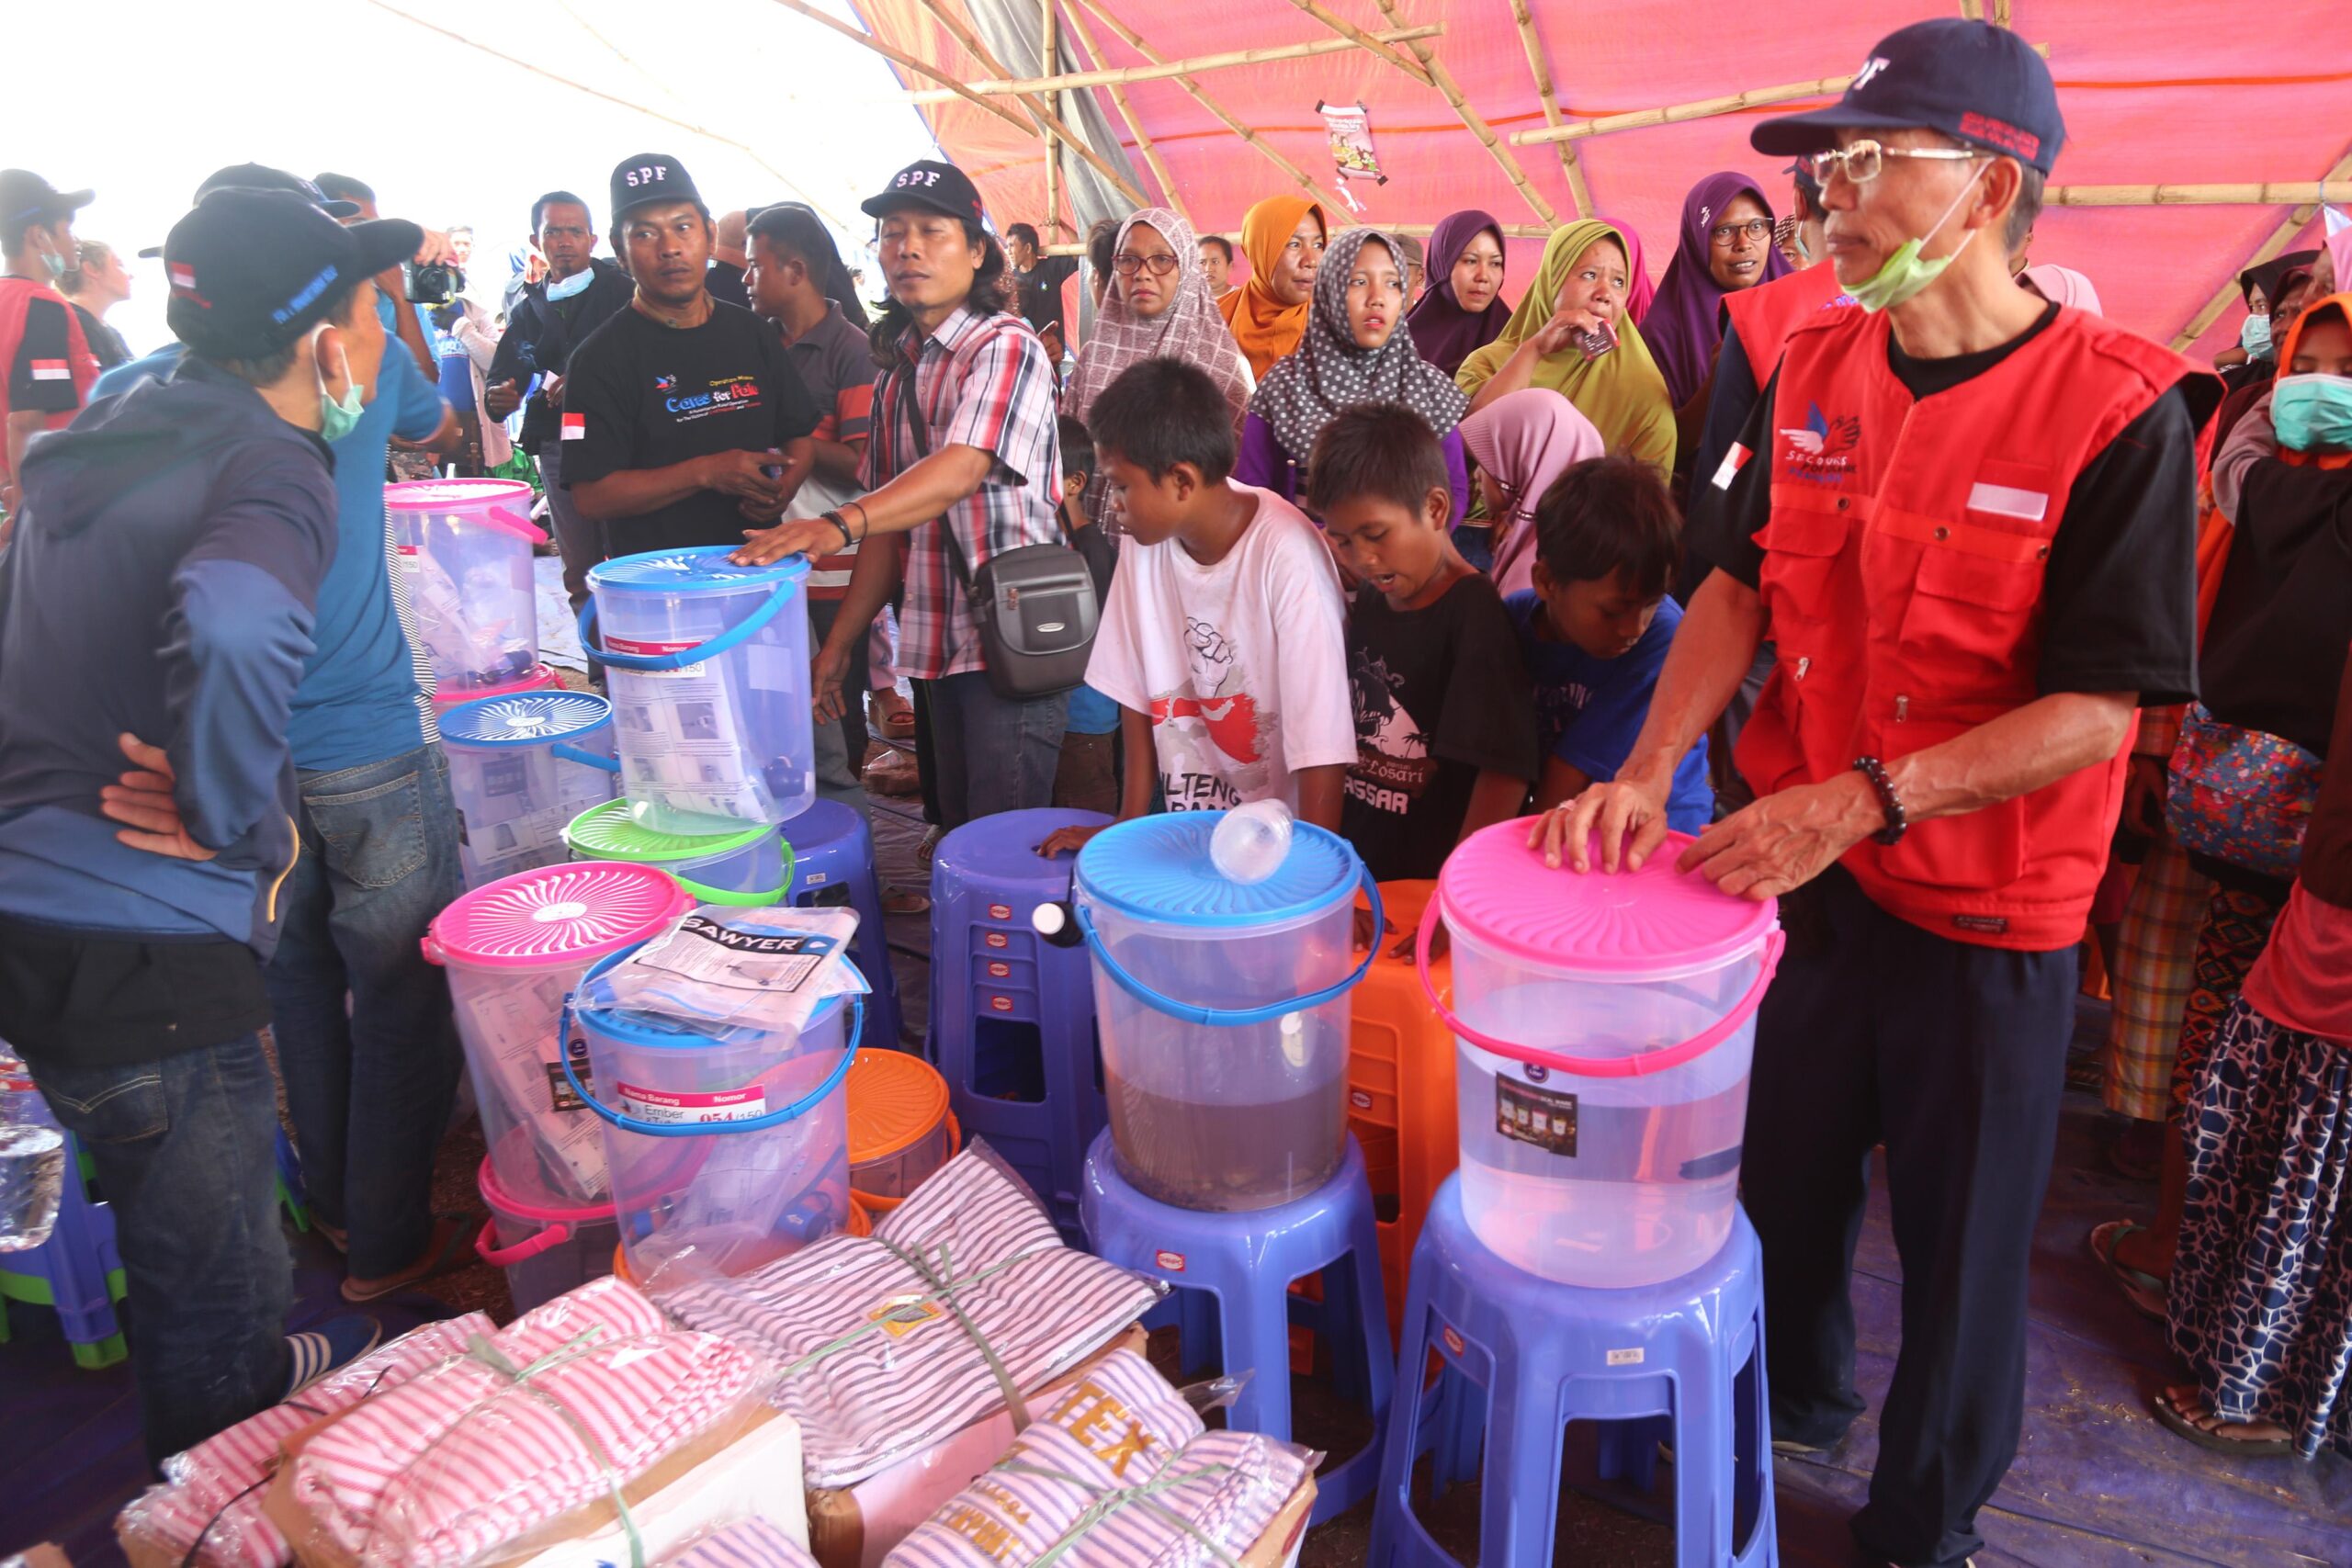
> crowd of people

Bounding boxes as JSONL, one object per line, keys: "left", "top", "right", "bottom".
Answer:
{"left": 0, "top": 15, "right": 2347, "bottom": 1567}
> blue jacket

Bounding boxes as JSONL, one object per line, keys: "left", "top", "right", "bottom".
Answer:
{"left": 0, "top": 357, "right": 338, "bottom": 955}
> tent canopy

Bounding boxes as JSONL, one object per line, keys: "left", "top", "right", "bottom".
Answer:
{"left": 842, "top": 0, "right": 2351, "bottom": 357}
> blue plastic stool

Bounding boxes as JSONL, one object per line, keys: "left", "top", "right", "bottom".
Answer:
{"left": 1081, "top": 1128, "right": 1393, "bottom": 1525}
{"left": 928, "top": 807, "right": 1109, "bottom": 1234}
{"left": 274, "top": 1122, "right": 311, "bottom": 1231}
{"left": 786, "top": 798, "right": 906, "bottom": 1051}
{"left": 1368, "top": 1176, "right": 1775, "bottom": 1568}
{"left": 0, "top": 1130, "right": 129, "bottom": 1369}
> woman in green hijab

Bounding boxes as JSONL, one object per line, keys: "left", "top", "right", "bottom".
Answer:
{"left": 1456, "top": 220, "right": 1676, "bottom": 474}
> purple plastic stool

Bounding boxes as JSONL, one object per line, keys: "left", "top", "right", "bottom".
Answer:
{"left": 786, "top": 798, "right": 906, "bottom": 1052}
{"left": 0, "top": 1130, "right": 128, "bottom": 1369}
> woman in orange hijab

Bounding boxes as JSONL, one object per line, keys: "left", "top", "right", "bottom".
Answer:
{"left": 1218, "top": 196, "right": 1327, "bottom": 378}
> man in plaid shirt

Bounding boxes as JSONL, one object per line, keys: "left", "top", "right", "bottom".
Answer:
{"left": 737, "top": 160, "right": 1067, "bottom": 829}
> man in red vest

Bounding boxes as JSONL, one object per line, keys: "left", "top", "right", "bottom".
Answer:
{"left": 0, "top": 169, "right": 99, "bottom": 529}
{"left": 1549, "top": 21, "right": 2206, "bottom": 1566}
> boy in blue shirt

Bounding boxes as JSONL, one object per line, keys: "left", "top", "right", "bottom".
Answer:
{"left": 1507, "top": 455, "right": 1713, "bottom": 829}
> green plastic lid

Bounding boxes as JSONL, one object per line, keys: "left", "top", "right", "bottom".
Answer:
{"left": 561, "top": 799, "right": 774, "bottom": 863}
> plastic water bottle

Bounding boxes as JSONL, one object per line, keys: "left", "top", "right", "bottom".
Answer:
{"left": 1211, "top": 799, "right": 1295, "bottom": 885}
{"left": 0, "top": 1053, "right": 65, "bottom": 1253}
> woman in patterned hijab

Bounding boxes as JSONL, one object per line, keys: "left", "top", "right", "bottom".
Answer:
{"left": 1236, "top": 227, "right": 1472, "bottom": 520}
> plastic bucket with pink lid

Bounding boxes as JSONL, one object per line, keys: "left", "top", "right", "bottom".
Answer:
{"left": 1416, "top": 820, "right": 1783, "bottom": 1288}
{"left": 430, "top": 661, "right": 560, "bottom": 712}
{"left": 387, "top": 478, "right": 548, "bottom": 694}
{"left": 475, "top": 1126, "right": 621, "bottom": 1315}
{"left": 423, "top": 861, "right": 692, "bottom": 1207}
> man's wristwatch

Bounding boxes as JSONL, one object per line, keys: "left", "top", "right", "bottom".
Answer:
{"left": 1851, "top": 756, "right": 1908, "bottom": 846}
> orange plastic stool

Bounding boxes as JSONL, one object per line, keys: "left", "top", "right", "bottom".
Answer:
{"left": 1349, "top": 879, "right": 1460, "bottom": 1342}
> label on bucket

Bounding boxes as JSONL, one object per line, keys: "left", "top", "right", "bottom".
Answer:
{"left": 604, "top": 636, "right": 707, "bottom": 678}
{"left": 617, "top": 1081, "right": 767, "bottom": 1124}
{"left": 1496, "top": 1077, "right": 1577, "bottom": 1157}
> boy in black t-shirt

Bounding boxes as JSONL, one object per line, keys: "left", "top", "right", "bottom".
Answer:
{"left": 1310, "top": 404, "right": 1537, "bottom": 886}
{"left": 563, "top": 154, "right": 820, "bottom": 555}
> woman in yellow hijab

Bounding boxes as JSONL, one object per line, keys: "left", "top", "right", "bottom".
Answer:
{"left": 1455, "top": 220, "right": 1676, "bottom": 473}
{"left": 1218, "top": 197, "right": 1328, "bottom": 378}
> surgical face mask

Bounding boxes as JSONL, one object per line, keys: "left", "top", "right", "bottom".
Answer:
{"left": 2240, "top": 311, "right": 2274, "bottom": 359}
{"left": 545, "top": 266, "right": 593, "bottom": 302}
{"left": 2271, "top": 373, "right": 2352, "bottom": 453}
{"left": 320, "top": 377, "right": 367, "bottom": 443}
{"left": 1844, "top": 163, "right": 1990, "bottom": 314}
{"left": 37, "top": 243, "right": 67, "bottom": 282}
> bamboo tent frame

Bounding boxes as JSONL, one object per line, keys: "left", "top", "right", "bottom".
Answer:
{"left": 899, "top": 27, "right": 1442, "bottom": 99}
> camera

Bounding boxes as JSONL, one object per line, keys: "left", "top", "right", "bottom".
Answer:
{"left": 404, "top": 260, "right": 465, "bottom": 306}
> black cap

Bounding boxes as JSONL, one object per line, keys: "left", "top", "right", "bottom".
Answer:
{"left": 137, "top": 164, "right": 360, "bottom": 259}
{"left": 0, "top": 169, "right": 95, "bottom": 237}
{"left": 861, "top": 160, "right": 986, "bottom": 229}
{"left": 1751, "top": 20, "right": 2064, "bottom": 175}
{"left": 164, "top": 188, "right": 421, "bottom": 360}
{"left": 609, "top": 154, "right": 704, "bottom": 222}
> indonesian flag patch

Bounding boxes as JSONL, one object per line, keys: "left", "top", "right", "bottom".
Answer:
{"left": 560, "top": 412, "right": 586, "bottom": 441}
{"left": 29, "top": 359, "right": 70, "bottom": 382}
{"left": 1711, "top": 441, "right": 1751, "bottom": 491}
{"left": 168, "top": 264, "right": 197, "bottom": 290}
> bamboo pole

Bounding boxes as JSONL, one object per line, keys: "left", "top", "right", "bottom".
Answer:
{"left": 762, "top": 0, "right": 1030, "bottom": 132}
{"left": 1368, "top": 0, "right": 1555, "bottom": 224}
{"left": 1993, "top": 0, "right": 2011, "bottom": 26}
{"left": 1056, "top": 0, "right": 1189, "bottom": 224}
{"left": 1505, "top": 0, "right": 1592, "bottom": 216}
{"left": 1511, "top": 45, "right": 2051, "bottom": 145}
{"left": 1041, "top": 0, "right": 1058, "bottom": 239}
{"left": 1276, "top": 0, "right": 1433, "bottom": 85}
{"left": 2049, "top": 181, "right": 2352, "bottom": 208}
{"left": 1957, "top": 0, "right": 1983, "bottom": 17}
{"left": 905, "top": 0, "right": 1148, "bottom": 208}
{"left": 1064, "top": 0, "right": 1352, "bottom": 214}
{"left": 901, "top": 26, "right": 1441, "bottom": 99}
{"left": 2170, "top": 152, "right": 2352, "bottom": 350}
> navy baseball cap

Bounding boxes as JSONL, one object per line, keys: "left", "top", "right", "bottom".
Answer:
{"left": 610, "top": 154, "right": 705, "bottom": 222}
{"left": 862, "top": 160, "right": 987, "bottom": 229}
{"left": 164, "top": 188, "right": 421, "bottom": 359}
{"left": 139, "top": 164, "right": 358, "bottom": 258}
{"left": 1751, "top": 20, "right": 2064, "bottom": 175}
{"left": 0, "top": 169, "right": 94, "bottom": 235}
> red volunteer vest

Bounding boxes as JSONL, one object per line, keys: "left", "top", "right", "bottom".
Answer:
{"left": 1722, "top": 262, "right": 1849, "bottom": 389}
{"left": 1736, "top": 304, "right": 2194, "bottom": 950}
{"left": 0, "top": 276, "right": 97, "bottom": 484}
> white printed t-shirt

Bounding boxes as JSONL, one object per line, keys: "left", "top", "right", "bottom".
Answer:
{"left": 1084, "top": 483, "right": 1355, "bottom": 812}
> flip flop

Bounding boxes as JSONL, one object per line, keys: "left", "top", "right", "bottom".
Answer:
{"left": 2086, "top": 1219, "right": 2169, "bottom": 1322}
{"left": 882, "top": 886, "right": 932, "bottom": 916}
{"left": 2150, "top": 1387, "right": 2299, "bottom": 1459}
{"left": 340, "top": 1213, "right": 479, "bottom": 1304}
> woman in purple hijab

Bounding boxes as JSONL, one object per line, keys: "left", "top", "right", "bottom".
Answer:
{"left": 1640, "top": 171, "right": 1791, "bottom": 409}
{"left": 1407, "top": 209, "right": 1512, "bottom": 377}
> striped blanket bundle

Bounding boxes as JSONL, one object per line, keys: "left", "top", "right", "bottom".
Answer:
{"left": 659, "top": 1515, "right": 821, "bottom": 1568}
{"left": 886, "top": 1349, "right": 1313, "bottom": 1568}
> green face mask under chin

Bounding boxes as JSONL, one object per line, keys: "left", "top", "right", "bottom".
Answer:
{"left": 1844, "top": 164, "right": 1990, "bottom": 313}
{"left": 319, "top": 378, "right": 368, "bottom": 443}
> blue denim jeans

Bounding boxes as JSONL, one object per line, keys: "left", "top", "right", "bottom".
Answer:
{"left": 30, "top": 1034, "right": 291, "bottom": 1467}
{"left": 266, "top": 743, "right": 464, "bottom": 1279}
{"left": 917, "top": 671, "right": 1068, "bottom": 830}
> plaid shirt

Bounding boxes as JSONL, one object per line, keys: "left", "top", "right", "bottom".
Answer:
{"left": 865, "top": 305, "right": 1063, "bottom": 680}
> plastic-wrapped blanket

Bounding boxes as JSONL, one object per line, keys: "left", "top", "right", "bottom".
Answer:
{"left": 661, "top": 1517, "right": 820, "bottom": 1567}
{"left": 659, "top": 1144, "right": 1159, "bottom": 1488}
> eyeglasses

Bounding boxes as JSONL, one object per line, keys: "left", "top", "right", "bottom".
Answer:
{"left": 1709, "top": 218, "right": 1774, "bottom": 247}
{"left": 1804, "top": 140, "right": 1986, "bottom": 186}
{"left": 1112, "top": 252, "right": 1179, "bottom": 276}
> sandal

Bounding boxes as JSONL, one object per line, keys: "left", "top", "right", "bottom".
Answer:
{"left": 871, "top": 689, "right": 917, "bottom": 741}
{"left": 881, "top": 886, "right": 932, "bottom": 916}
{"left": 2149, "top": 1386, "right": 2298, "bottom": 1459}
{"left": 2086, "top": 1219, "right": 2169, "bottom": 1322}
{"left": 340, "top": 1213, "right": 479, "bottom": 1304}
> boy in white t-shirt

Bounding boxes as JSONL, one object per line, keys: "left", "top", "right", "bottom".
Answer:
{"left": 1039, "top": 359, "right": 1353, "bottom": 856}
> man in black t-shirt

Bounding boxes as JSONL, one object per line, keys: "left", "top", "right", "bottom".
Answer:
{"left": 563, "top": 155, "right": 819, "bottom": 557}
{"left": 1005, "top": 222, "right": 1077, "bottom": 340}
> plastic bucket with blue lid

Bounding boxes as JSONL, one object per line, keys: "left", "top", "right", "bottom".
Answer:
{"left": 580, "top": 547, "right": 813, "bottom": 836}
{"left": 563, "top": 942, "right": 859, "bottom": 1288}
{"left": 1073, "top": 810, "right": 1380, "bottom": 1212}
{"left": 560, "top": 798, "right": 793, "bottom": 908}
{"left": 1417, "top": 819, "right": 1783, "bottom": 1288}
{"left": 387, "top": 478, "right": 547, "bottom": 693}
{"left": 422, "top": 860, "right": 692, "bottom": 1205}
{"left": 440, "top": 691, "right": 622, "bottom": 889}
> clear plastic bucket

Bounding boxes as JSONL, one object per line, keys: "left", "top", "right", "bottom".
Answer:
{"left": 1419, "top": 822, "right": 1781, "bottom": 1288}
{"left": 441, "top": 691, "right": 621, "bottom": 889}
{"left": 568, "top": 942, "right": 858, "bottom": 1289}
{"left": 561, "top": 799, "right": 792, "bottom": 907}
{"left": 1075, "top": 813, "right": 1376, "bottom": 1213}
{"left": 582, "top": 548, "right": 813, "bottom": 834}
{"left": 423, "top": 862, "right": 691, "bottom": 1205}
{"left": 475, "top": 1129, "right": 621, "bottom": 1314}
{"left": 387, "top": 479, "right": 546, "bottom": 694}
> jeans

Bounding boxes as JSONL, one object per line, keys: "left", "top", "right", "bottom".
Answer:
{"left": 808, "top": 599, "right": 872, "bottom": 821}
{"left": 266, "top": 744, "right": 464, "bottom": 1280}
{"left": 914, "top": 671, "right": 1068, "bottom": 830}
{"left": 30, "top": 1034, "right": 291, "bottom": 1468}
{"left": 540, "top": 442, "right": 605, "bottom": 612}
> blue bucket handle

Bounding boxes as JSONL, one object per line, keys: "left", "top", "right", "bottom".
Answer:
{"left": 578, "top": 574, "right": 801, "bottom": 673}
{"left": 551, "top": 742, "right": 622, "bottom": 773}
{"left": 560, "top": 991, "right": 862, "bottom": 1137}
{"left": 1072, "top": 870, "right": 1382, "bottom": 1029}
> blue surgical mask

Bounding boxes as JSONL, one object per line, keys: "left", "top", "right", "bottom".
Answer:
{"left": 2240, "top": 311, "right": 2274, "bottom": 359}
{"left": 2271, "top": 373, "right": 2352, "bottom": 454}
{"left": 545, "top": 266, "right": 593, "bottom": 302}
{"left": 320, "top": 378, "right": 368, "bottom": 443}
